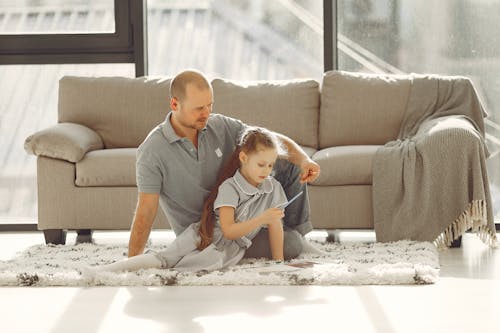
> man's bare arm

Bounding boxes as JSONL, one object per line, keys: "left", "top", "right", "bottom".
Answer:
{"left": 128, "top": 192, "right": 160, "bottom": 257}
{"left": 274, "top": 132, "right": 320, "bottom": 183}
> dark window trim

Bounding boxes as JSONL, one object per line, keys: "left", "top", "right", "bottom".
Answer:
{"left": 0, "top": 53, "right": 133, "bottom": 64}
{"left": 323, "top": 0, "right": 337, "bottom": 72}
{"left": 0, "top": 224, "right": 38, "bottom": 232}
{"left": 0, "top": 0, "right": 146, "bottom": 75}
{"left": 132, "top": 0, "right": 147, "bottom": 76}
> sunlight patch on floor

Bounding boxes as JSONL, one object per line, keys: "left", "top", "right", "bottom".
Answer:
{"left": 191, "top": 287, "right": 379, "bottom": 333}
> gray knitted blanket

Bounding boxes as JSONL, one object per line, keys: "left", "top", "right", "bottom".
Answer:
{"left": 373, "top": 74, "right": 497, "bottom": 248}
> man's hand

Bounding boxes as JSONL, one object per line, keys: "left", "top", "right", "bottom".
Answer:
{"left": 299, "top": 159, "right": 320, "bottom": 184}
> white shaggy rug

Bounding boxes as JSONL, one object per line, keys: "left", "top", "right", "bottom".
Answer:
{"left": 0, "top": 240, "right": 439, "bottom": 286}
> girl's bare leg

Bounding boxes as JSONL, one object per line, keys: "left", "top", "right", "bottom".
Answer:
{"left": 267, "top": 221, "right": 284, "bottom": 261}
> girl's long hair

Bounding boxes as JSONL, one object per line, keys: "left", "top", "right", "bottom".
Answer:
{"left": 197, "top": 127, "right": 286, "bottom": 250}
{"left": 197, "top": 147, "right": 241, "bottom": 250}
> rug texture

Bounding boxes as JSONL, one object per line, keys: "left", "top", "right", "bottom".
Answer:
{"left": 0, "top": 240, "right": 440, "bottom": 286}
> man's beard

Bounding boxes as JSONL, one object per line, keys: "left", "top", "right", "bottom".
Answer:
{"left": 182, "top": 118, "right": 207, "bottom": 131}
{"left": 193, "top": 118, "right": 208, "bottom": 129}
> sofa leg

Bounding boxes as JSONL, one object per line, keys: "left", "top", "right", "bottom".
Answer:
{"left": 449, "top": 235, "right": 462, "bottom": 248}
{"left": 326, "top": 231, "right": 338, "bottom": 243}
{"left": 43, "top": 229, "right": 67, "bottom": 245}
{"left": 76, "top": 229, "right": 93, "bottom": 244}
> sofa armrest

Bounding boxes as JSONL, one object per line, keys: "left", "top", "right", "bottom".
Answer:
{"left": 415, "top": 115, "right": 489, "bottom": 157}
{"left": 24, "top": 123, "right": 104, "bottom": 163}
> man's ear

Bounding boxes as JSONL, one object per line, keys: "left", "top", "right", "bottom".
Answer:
{"left": 239, "top": 151, "right": 248, "bottom": 164}
{"left": 170, "top": 97, "right": 179, "bottom": 111}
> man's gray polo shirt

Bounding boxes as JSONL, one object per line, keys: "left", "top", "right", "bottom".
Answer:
{"left": 136, "top": 112, "right": 245, "bottom": 235}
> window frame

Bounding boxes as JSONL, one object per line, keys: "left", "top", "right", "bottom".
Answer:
{"left": 0, "top": 0, "right": 147, "bottom": 75}
{"left": 323, "top": 0, "right": 338, "bottom": 72}
{"left": 0, "top": 0, "right": 146, "bottom": 231}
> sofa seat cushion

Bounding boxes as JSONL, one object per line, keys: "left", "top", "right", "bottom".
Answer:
{"left": 75, "top": 146, "right": 316, "bottom": 187}
{"left": 310, "top": 145, "right": 381, "bottom": 186}
{"left": 76, "top": 148, "right": 136, "bottom": 186}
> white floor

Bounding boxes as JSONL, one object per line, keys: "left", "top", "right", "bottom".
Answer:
{"left": 0, "top": 230, "right": 499, "bottom": 333}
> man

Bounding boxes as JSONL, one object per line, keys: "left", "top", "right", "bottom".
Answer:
{"left": 128, "top": 69, "right": 320, "bottom": 260}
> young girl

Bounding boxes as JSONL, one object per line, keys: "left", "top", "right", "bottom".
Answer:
{"left": 82, "top": 126, "right": 290, "bottom": 276}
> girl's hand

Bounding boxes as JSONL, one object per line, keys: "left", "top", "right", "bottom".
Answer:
{"left": 258, "top": 208, "right": 284, "bottom": 226}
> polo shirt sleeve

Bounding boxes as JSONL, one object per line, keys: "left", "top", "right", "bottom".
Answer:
{"left": 214, "top": 182, "right": 239, "bottom": 211}
{"left": 219, "top": 114, "right": 249, "bottom": 144}
{"left": 136, "top": 150, "right": 162, "bottom": 194}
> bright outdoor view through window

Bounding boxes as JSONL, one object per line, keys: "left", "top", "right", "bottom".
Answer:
{"left": 1, "top": 0, "right": 500, "bottom": 223}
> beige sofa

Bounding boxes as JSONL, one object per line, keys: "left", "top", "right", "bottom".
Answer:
{"left": 25, "top": 71, "right": 412, "bottom": 245}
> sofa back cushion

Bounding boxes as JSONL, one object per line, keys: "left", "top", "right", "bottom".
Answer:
{"left": 58, "top": 76, "right": 171, "bottom": 148}
{"left": 319, "top": 71, "right": 411, "bottom": 148}
{"left": 212, "top": 78, "right": 320, "bottom": 148}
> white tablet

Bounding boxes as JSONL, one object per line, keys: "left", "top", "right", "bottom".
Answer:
{"left": 275, "top": 191, "right": 303, "bottom": 209}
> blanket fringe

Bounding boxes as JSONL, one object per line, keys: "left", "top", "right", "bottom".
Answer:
{"left": 433, "top": 200, "right": 498, "bottom": 249}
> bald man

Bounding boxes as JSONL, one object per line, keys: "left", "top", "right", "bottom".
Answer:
{"left": 128, "top": 69, "right": 321, "bottom": 260}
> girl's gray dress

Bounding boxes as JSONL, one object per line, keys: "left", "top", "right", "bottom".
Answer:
{"left": 151, "top": 170, "right": 287, "bottom": 271}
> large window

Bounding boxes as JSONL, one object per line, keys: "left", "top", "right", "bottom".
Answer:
{"left": 147, "top": 0, "right": 323, "bottom": 80}
{"left": 3, "top": 0, "right": 500, "bottom": 226}
{"left": 0, "top": 64, "right": 134, "bottom": 224}
{"left": 337, "top": 0, "right": 500, "bottom": 220}
{"left": 0, "top": 0, "right": 141, "bottom": 227}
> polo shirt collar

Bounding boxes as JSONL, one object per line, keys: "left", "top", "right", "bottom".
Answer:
{"left": 162, "top": 112, "right": 208, "bottom": 144}
{"left": 233, "top": 169, "right": 274, "bottom": 195}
